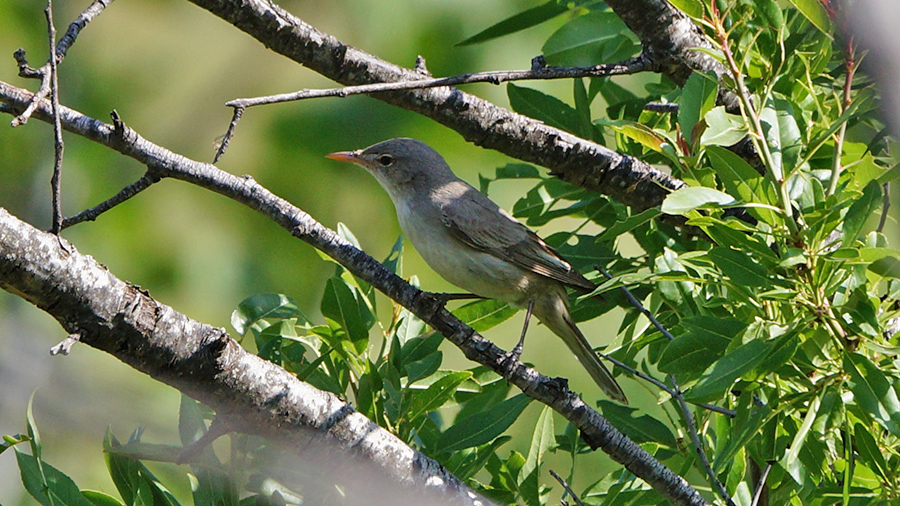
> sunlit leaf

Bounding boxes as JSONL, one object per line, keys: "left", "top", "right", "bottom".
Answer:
{"left": 661, "top": 187, "right": 738, "bottom": 214}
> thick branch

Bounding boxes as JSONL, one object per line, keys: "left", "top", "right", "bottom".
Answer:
{"left": 0, "top": 80, "right": 709, "bottom": 506}
{"left": 0, "top": 208, "right": 487, "bottom": 506}
{"left": 605, "top": 0, "right": 741, "bottom": 112}
{"left": 186, "top": 0, "right": 683, "bottom": 213}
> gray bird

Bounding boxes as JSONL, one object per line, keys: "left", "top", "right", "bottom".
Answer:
{"left": 327, "top": 138, "right": 627, "bottom": 403}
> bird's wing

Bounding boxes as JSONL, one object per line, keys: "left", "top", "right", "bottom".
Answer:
{"left": 439, "top": 188, "right": 595, "bottom": 291}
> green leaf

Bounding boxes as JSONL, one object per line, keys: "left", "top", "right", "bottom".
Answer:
{"left": 685, "top": 339, "right": 773, "bottom": 402}
{"left": 692, "top": 216, "right": 779, "bottom": 266}
{"left": 408, "top": 371, "right": 472, "bottom": 420}
{"left": 444, "top": 436, "right": 511, "bottom": 481}
{"left": 382, "top": 235, "right": 404, "bottom": 275}
{"left": 668, "top": 0, "right": 704, "bottom": 18}
{"left": 854, "top": 422, "right": 889, "bottom": 480}
{"left": 541, "top": 11, "right": 638, "bottom": 67}
{"left": 660, "top": 316, "right": 746, "bottom": 375}
{"left": 436, "top": 394, "right": 532, "bottom": 452}
{"left": 0, "top": 433, "right": 30, "bottom": 455}
{"left": 701, "top": 106, "right": 747, "bottom": 146}
{"left": 752, "top": 0, "right": 784, "bottom": 27}
{"left": 451, "top": 298, "right": 517, "bottom": 333}
{"left": 786, "top": 0, "right": 834, "bottom": 35}
{"left": 104, "top": 430, "right": 139, "bottom": 506}
{"left": 678, "top": 72, "right": 718, "bottom": 142}
{"left": 844, "top": 352, "right": 900, "bottom": 437}
{"left": 599, "top": 119, "right": 672, "bottom": 154}
{"left": 405, "top": 352, "right": 443, "bottom": 384}
{"left": 231, "top": 293, "right": 305, "bottom": 336}
{"left": 661, "top": 187, "right": 738, "bottom": 214}
{"left": 869, "top": 256, "right": 900, "bottom": 280}
{"left": 105, "top": 442, "right": 183, "bottom": 462}
{"left": 26, "top": 393, "right": 41, "bottom": 461}
{"left": 573, "top": 78, "right": 594, "bottom": 140}
{"left": 598, "top": 401, "right": 678, "bottom": 447}
{"left": 843, "top": 180, "right": 883, "bottom": 246}
{"left": 16, "top": 450, "right": 96, "bottom": 506}
{"left": 457, "top": 0, "right": 568, "bottom": 46}
{"left": 522, "top": 405, "right": 554, "bottom": 480}
{"left": 401, "top": 331, "right": 443, "bottom": 363}
{"left": 712, "top": 400, "right": 772, "bottom": 473}
{"left": 321, "top": 276, "right": 369, "bottom": 353}
{"left": 707, "top": 146, "right": 779, "bottom": 225}
{"left": 708, "top": 247, "right": 773, "bottom": 289}
{"left": 597, "top": 208, "right": 661, "bottom": 242}
{"left": 782, "top": 393, "right": 821, "bottom": 484}
{"left": 508, "top": 83, "right": 583, "bottom": 135}
{"left": 81, "top": 491, "right": 126, "bottom": 506}
{"left": 760, "top": 99, "right": 803, "bottom": 180}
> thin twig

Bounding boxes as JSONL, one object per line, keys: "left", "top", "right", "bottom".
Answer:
{"left": 549, "top": 469, "right": 585, "bottom": 506}
{"left": 10, "top": 0, "right": 113, "bottom": 127}
{"left": 45, "top": 0, "right": 64, "bottom": 236}
{"left": 644, "top": 102, "right": 679, "bottom": 113}
{"left": 49, "top": 332, "right": 80, "bottom": 355}
{"left": 593, "top": 266, "right": 734, "bottom": 416}
{"left": 214, "top": 56, "right": 650, "bottom": 160}
{"left": 750, "top": 461, "right": 772, "bottom": 506}
{"left": 61, "top": 171, "right": 162, "bottom": 230}
{"left": 827, "top": 35, "right": 857, "bottom": 197}
{"left": 877, "top": 182, "right": 890, "bottom": 233}
{"left": 597, "top": 266, "right": 736, "bottom": 506}
{"left": 54, "top": 0, "right": 114, "bottom": 63}
{"left": 226, "top": 56, "right": 649, "bottom": 110}
{"left": 213, "top": 105, "right": 242, "bottom": 163}
{"left": 600, "top": 351, "right": 734, "bottom": 417}
{"left": 712, "top": 2, "right": 799, "bottom": 239}
{"left": 674, "top": 391, "right": 734, "bottom": 506}
{"left": 598, "top": 267, "right": 675, "bottom": 342}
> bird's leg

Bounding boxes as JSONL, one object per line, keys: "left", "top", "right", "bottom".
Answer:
{"left": 509, "top": 299, "right": 535, "bottom": 360}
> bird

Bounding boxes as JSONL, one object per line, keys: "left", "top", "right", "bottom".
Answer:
{"left": 326, "top": 138, "right": 627, "bottom": 403}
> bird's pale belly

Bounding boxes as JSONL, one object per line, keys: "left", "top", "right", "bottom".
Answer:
{"left": 402, "top": 224, "right": 536, "bottom": 308}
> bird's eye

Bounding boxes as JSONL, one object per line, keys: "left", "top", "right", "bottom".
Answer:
{"left": 377, "top": 154, "right": 394, "bottom": 167}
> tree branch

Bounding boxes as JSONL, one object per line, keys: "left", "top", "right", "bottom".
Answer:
{"left": 187, "top": 0, "right": 684, "bottom": 213}
{"left": 0, "top": 208, "right": 489, "bottom": 506}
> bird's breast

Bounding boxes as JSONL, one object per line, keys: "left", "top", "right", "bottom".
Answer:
{"left": 395, "top": 201, "right": 548, "bottom": 306}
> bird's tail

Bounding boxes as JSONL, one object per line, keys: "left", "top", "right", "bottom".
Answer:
{"left": 536, "top": 296, "right": 628, "bottom": 404}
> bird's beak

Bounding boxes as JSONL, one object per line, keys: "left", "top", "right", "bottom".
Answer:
{"left": 325, "top": 150, "right": 363, "bottom": 165}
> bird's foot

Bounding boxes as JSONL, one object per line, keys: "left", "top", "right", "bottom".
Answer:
{"left": 430, "top": 292, "right": 486, "bottom": 306}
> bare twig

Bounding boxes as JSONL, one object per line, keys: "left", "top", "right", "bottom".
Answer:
{"left": 45, "top": 0, "right": 64, "bottom": 236}
{"left": 10, "top": 0, "right": 113, "bottom": 127}
{"left": 61, "top": 170, "right": 162, "bottom": 229}
{"left": 644, "top": 102, "right": 679, "bottom": 113}
{"left": 213, "top": 106, "right": 242, "bottom": 163}
{"left": 750, "top": 461, "right": 772, "bottom": 506}
{"left": 54, "top": 0, "right": 114, "bottom": 63}
{"left": 49, "top": 333, "right": 80, "bottom": 355}
{"left": 216, "top": 56, "right": 650, "bottom": 160}
{"left": 878, "top": 182, "right": 891, "bottom": 233}
{"left": 599, "top": 350, "right": 734, "bottom": 417}
{"left": 827, "top": 35, "right": 858, "bottom": 197}
{"left": 227, "top": 56, "right": 649, "bottom": 110}
{"left": 549, "top": 469, "right": 585, "bottom": 506}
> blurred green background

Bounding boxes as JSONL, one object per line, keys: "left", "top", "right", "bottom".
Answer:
{"left": 0, "top": 1, "right": 641, "bottom": 503}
